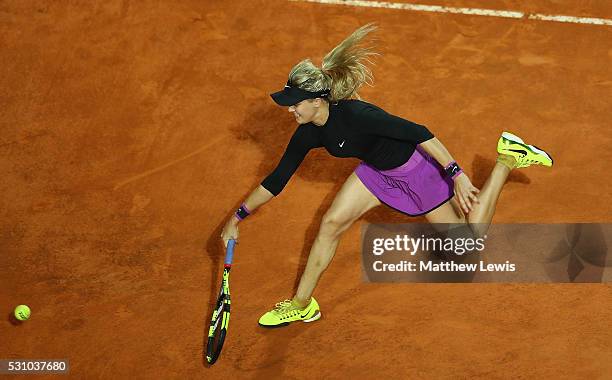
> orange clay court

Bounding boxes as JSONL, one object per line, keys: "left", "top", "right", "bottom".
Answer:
{"left": 1, "top": 0, "right": 611, "bottom": 378}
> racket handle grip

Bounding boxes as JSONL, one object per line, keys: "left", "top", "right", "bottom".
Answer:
{"left": 225, "top": 239, "right": 236, "bottom": 265}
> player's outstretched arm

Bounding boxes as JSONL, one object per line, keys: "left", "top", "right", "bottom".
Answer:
{"left": 220, "top": 185, "right": 274, "bottom": 247}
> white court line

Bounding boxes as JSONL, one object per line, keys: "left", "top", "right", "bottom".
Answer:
{"left": 527, "top": 13, "right": 612, "bottom": 25}
{"left": 290, "top": 0, "right": 612, "bottom": 26}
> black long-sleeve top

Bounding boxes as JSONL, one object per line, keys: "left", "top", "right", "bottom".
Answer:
{"left": 261, "top": 99, "right": 434, "bottom": 196}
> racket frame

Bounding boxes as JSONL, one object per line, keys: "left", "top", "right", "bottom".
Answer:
{"left": 206, "top": 239, "right": 235, "bottom": 364}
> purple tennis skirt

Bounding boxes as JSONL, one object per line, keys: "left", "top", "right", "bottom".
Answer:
{"left": 354, "top": 146, "right": 454, "bottom": 216}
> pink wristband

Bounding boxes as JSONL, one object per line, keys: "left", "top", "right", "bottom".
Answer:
{"left": 451, "top": 169, "right": 463, "bottom": 180}
{"left": 444, "top": 161, "right": 463, "bottom": 180}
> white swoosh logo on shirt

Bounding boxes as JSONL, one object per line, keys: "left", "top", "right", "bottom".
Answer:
{"left": 339, "top": 140, "right": 345, "bottom": 148}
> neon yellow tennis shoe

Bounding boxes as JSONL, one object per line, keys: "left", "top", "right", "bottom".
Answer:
{"left": 497, "top": 131, "right": 553, "bottom": 168}
{"left": 258, "top": 297, "right": 321, "bottom": 327}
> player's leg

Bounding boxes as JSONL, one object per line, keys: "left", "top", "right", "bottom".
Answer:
{"left": 293, "top": 171, "right": 381, "bottom": 305}
{"left": 425, "top": 161, "right": 511, "bottom": 240}
{"left": 423, "top": 198, "right": 473, "bottom": 243}
{"left": 425, "top": 158, "right": 511, "bottom": 238}
{"left": 434, "top": 131, "right": 553, "bottom": 238}
{"left": 464, "top": 159, "right": 513, "bottom": 237}
{"left": 467, "top": 132, "right": 553, "bottom": 236}
{"left": 424, "top": 198, "right": 466, "bottom": 225}
{"left": 258, "top": 172, "right": 380, "bottom": 327}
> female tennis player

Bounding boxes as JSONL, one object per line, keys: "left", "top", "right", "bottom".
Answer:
{"left": 220, "top": 24, "right": 553, "bottom": 327}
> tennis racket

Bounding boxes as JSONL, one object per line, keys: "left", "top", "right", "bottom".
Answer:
{"left": 206, "top": 239, "right": 235, "bottom": 365}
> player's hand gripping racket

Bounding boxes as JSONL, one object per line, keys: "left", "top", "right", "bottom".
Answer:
{"left": 206, "top": 239, "right": 235, "bottom": 365}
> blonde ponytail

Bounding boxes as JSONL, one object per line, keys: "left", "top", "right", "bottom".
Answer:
{"left": 287, "top": 23, "right": 378, "bottom": 102}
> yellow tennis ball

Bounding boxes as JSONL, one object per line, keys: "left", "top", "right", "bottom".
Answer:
{"left": 14, "top": 305, "right": 31, "bottom": 321}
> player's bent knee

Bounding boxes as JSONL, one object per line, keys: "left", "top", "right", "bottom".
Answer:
{"left": 320, "top": 213, "right": 353, "bottom": 238}
{"left": 469, "top": 223, "right": 488, "bottom": 239}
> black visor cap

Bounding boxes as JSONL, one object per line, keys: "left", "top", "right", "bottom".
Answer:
{"left": 270, "top": 82, "right": 330, "bottom": 106}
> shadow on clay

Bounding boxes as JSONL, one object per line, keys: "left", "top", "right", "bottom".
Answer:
{"left": 7, "top": 312, "right": 22, "bottom": 326}
{"left": 471, "top": 154, "right": 530, "bottom": 188}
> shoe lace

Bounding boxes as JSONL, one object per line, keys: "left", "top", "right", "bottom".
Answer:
{"left": 273, "top": 299, "right": 294, "bottom": 314}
